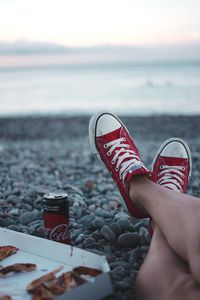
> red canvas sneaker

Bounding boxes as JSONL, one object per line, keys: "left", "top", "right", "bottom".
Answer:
{"left": 89, "top": 112, "right": 150, "bottom": 218}
{"left": 151, "top": 137, "right": 192, "bottom": 193}
{"left": 148, "top": 137, "right": 192, "bottom": 237}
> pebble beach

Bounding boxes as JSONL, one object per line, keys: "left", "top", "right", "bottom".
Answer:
{"left": 0, "top": 115, "right": 200, "bottom": 300}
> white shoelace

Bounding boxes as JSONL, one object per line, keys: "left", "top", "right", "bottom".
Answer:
{"left": 157, "top": 165, "right": 185, "bottom": 192}
{"left": 104, "top": 137, "right": 144, "bottom": 183}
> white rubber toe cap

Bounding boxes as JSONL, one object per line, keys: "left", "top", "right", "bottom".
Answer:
{"left": 96, "top": 113, "right": 121, "bottom": 137}
{"left": 161, "top": 141, "right": 188, "bottom": 158}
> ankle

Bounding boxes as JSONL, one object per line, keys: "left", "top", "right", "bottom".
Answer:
{"left": 129, "top": 175, "right": 150, "bottom": 208}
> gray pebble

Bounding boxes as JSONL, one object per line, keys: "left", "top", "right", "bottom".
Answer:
{"left": 0, "top": 218, "right": 13, "bottom": 227}
{"left": 71, "top": 229, "right": 82, "bottom": 240}
{"left": 6, "top": 195, "right": 19, "bottom": 205}
{"left": 76, "top": 207, "right": 83, "bottom": 218}
{"left": 117, "top": 218, "right": 134, "bottom": 232}
{"left": 100, "top": 225, "right": 116, "bottom": 242}
{"left": 112, "top": 265, "right": 127, "bottom": 278}
{"left": 116, "top": 281, "right": 131, "bottom": 291}
{"left": 133, "top": 220, "right": 146, "bottom": 231}
{"left": 91, "top": 230, "right": 102, "bottom": 240}
{"left": 97, "top": 183, "right": 114, "bottom": 193}
{"left": 19, "top": 210, "right": 38, "bottom": 225}
{"left": 92, "top": 217, "right": 105, "bottom": 229}
{"left": 96, "top": 207, "right": 113, "bottom": 218}
{"left": 114, "top": 211, "right": 131, "bottom": 221}
{"left": 118, "top": 233, "right": 139, "bottom": 248}
{"left": 79, "top": 214, "right": 95, "bottom": 228}
{"left": 110, "top": 261, "right": 129, "bottom": 269}
{"left": 63, "top": 184, "right": 84, "bottom": 196}
{"left": 139, "top": 226, "right": 148, "bottom": 237}
{"left": 70, "top": 194, "right": 86, "bottom": 207}
{"left": 110, "top": 223, "right": 121, "bottom": 237}
{"left": 84, "top": 237, "right": 96, "bottom": 248}
{"left": 145, "top": 232, "right": 151, "bottom": 244}
{"left": 9, "top": 208, "right": 19, "bottom": 215}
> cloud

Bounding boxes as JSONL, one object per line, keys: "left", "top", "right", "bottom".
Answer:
{"left": 0, "top": 41, "right": 67, "bottom": 55}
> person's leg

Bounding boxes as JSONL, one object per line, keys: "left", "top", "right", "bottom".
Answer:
{"left": 135, "top": 225, "right": 200, "bottom": 300}
{"left": 130, "top": 176, "right": 200, "bottom": 283}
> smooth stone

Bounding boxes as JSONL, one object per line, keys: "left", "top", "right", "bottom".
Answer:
{"left": 114, "top": 212, "right": 131, "bottom": 221}
{"left": 32, "top": 227, "right": 44, "bottom": 238}
{"left": 19, "top": 210, "right": 38, "bottom": 225}
{"left": 75, "top": 233, "right": 85, "bottom": 243}
{"left": 128, "top": 253, "right": 137, "bottom": 265}
{"left": 6, "top": 195, "right": 19, "bottom": 205}
{"left": 69, "top": 194, "right": 86, "bottom": 207}
{"left": 134, "top": 221, "right": 146, "bottom": 231}
{"left": 84, "top": 180, "right": 97, "bottom": 191}
{"left": 84, "top": 237, "right": 96, "bottom": 248}
{"left": 96, "top": 207, "right": 113, "bottom": 218}
{"left": 109, "top": 261, "right": 129, "bottom": 269}
{"left": 21, "top": 203, "right": 33, "bottom": 211}
{"left": 63, "top": 184, "right": 83, "bottom": 195}
{"left": 88, "top": 204, "right": 96, "bottom": 211}
{"left": 117, "top": 218, "right": 134, "bottom": 232}
{"left": 9, "top": 208, "right": 19, "bottom": 215}
{"left": 79, "top": 214, "right": 95, "bottom": 228}
{"left": 115, "top": 281, "right": 131, "bottom": 291}
{"left": 71, "top": 229, "right": 83, "bottom": 240}
{"left": 139, "top": 226, "right": 148, "bottom": 237}
{"left": 97, "top": 183, "right": 114, "bottom": 193}
{"left": 110, "top": 223, "right": 121, "bottom": 237}
{"left": 129, "top": 248, "right": 142, "bottom": 258}
{"left": 100, "top": 225, "right": 116, "bottom": 242}
{"left": 112, "top": 266, "right": 127, "bottom": 278}
{"left": 92, "top": 217, "right": 105, "bottom": 229}
{"left": 118, "top": 233, "right": 139, "bottom": 248}
{"left": 102, "top": 203, "right": 111, "bottom": 211}
{"left": 109, "top": 200, "right": 119, "bottom": 209}
{"left": 33, "top": 198, "right": 42, "bottom": 209}
{"left": 8, "top": 224, "right": 19, "bottom": 231}
{"left": 91, "top": 230, "right": 102, "bottom": 240}
{"left": 76, "top": 207, "right": 83, "bottom": 218}
{"left": 0, "top": 217, "right": 13, "bottom": 227}
{"left": 145, "top": 232, "right": 151, "bottom": 244}
{"left": 86, "top": 249, "right": 104, "bottom": 256}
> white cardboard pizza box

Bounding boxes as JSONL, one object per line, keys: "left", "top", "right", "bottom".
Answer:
{"left": 0, "top": 228, "right": 113, "bottom": 300}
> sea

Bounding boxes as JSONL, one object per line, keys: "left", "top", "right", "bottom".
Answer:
{"left": 0, "top": 60, "right": 200, "bottom": 116}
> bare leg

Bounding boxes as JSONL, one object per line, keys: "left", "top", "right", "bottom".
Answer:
{"left": 129, "top": 176, "right": 200, "bottom": 283}
{"left": 135, "top": 225, "right": 200, "bottom": 300}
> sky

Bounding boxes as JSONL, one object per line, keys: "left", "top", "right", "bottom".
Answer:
{"left": 0, "top": 0, "right": 200, "bottom": 47}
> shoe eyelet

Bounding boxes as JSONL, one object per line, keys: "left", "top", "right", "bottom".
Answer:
{"left": 111, "top": 160, "right": 115, "bottom": 164}
{"left": 115, "top": 167, "right": 119, "bottom": 171}
{"left": 127, "top": 145, "right": 130, "bottom": 148}
{"left": 104, "top": 144, "right": 108, "bottom": 148}
{"left": 160, "top": 165, "right": 163, "bottom": 169}
{"left": 181, "top": 174, "right": 185, "bottom": 178}
{"left": 123, "top": 137, "right": 126, "bottom": 141}
{"left": 182, "top": 167, "right": 185, "bottom": 171}
{"left": 107, "top": 151, "right": 111, "bottom": 156}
